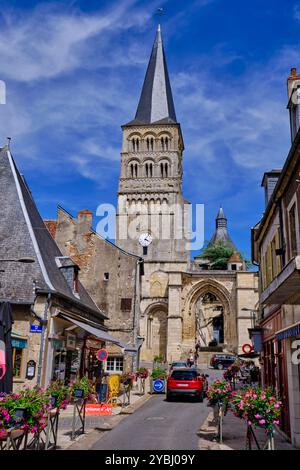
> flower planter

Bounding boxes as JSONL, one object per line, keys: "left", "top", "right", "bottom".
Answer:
{"left": 74, "top": 388, "right": 84, "bottom": 400}
{"left": 50, "top": 395, "right": 58, "bottom": 409}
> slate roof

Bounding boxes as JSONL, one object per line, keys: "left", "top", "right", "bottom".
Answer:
{"left": 0, "top": 145, "right": 105, "bottom": 319}
{"left": 126, "top": 24, "right": 177, "bottom": 125}
{"left": 209, "top": 206, "right": 237, "bottom": 249}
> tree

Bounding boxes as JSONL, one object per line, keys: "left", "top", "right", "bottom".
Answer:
{"left": 198, "top": 241, "right": 234, "bottom": 270}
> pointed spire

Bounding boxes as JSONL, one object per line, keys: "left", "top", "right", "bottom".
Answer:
{"left": 216, "top": 206, "right": 227, "bottom": 229}
{"left": 134, "top": 25, "right": 177, "bottom": 124}
{"left": 209, "top": 206, "right": 236, "bottom": 249}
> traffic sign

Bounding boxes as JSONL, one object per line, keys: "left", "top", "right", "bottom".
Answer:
{"left": 96, "top": 349, "right": 108, "bottom": 361}
{"left": 242, "top": 343, "right": 254, "bottom": 354}
{"left": 152, "top": 378, "right": 165, "bottom": 393}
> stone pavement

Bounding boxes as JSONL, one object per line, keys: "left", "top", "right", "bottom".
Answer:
{"left": 55, "top": 390, "right": 151, "bottom": 450}
{"left": 199, "top": 408, "right": 298, "bottom": 450}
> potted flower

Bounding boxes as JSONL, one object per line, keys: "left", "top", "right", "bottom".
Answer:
{"left": 230, "top": 386, "right": 281, "bottom": 431}
{"left": 120, "top": 372, "right": 135, "bottom": 387}
{"left": 206, "top": 380, "right": 232, "bottom": 414}
{"left": 70, "top": 376, "right": 94, "bottom": 401}
{"left": 47, "top": 381, "right": 70, "bottom": 410}
{"left": 135, "top": 368, "right": 149, "bottom": 395}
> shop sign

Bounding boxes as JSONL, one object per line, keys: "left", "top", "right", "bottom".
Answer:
{"left": 66, "top": 332, "right": 76, "bottom": 350}
{"left": 26, "top": 360, "right": 36, "bottom": 380}
{"left": 84, "top": 404, "right": 112, "bottom": 415}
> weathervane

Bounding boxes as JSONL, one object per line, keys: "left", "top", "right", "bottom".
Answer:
{"left": 155, "top": 7, "right": 165, "bottom": 18}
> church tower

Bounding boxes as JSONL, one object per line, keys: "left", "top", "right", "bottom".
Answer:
{"left": 116, "top": 25, "right": 189, "bottom": 263}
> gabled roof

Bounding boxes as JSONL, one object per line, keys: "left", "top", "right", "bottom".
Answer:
{"left": 0, "top": 146, "right": 105, "bottom": 319}
{"left": 127, "top": 24, "right": 177, "bottom": 125}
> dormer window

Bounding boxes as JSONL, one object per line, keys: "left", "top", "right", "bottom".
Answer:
{"left": 55, "top": 256, "right": 80, "bottom": 298}
{"left": 73, "top": 268, "right": 79, "bottom": 293}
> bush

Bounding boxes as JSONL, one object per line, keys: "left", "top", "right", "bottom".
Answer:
{"left": 151, "top": 368, "right": 167, "bottom": 380}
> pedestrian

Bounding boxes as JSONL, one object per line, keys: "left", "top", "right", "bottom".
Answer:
{"left": 188, "top": 350, "right": 194, "bottom": 368}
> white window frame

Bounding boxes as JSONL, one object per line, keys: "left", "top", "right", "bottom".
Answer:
{"left": 104, "top": 356, "right": 124, "bottom": 374}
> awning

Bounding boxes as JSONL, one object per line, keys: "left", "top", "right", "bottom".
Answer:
{"left": 275, "top": 321, "right": 300, "bottom": 341}
{"left": 60, "top": 315, "right": 138, "bottom": 353}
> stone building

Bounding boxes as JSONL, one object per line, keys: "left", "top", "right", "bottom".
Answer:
{"left": 0, "top": 145, "right": 125, "bottom": 392}
{"left": 251, "top": 67, "right": 300, "bottom": 447}
{"left": 45, "top": 207, "right": 143, "bottom": 372}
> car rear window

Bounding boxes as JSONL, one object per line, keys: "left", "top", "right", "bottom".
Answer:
{"left": 171, "top": 370, "right": 197, "bottom": 380}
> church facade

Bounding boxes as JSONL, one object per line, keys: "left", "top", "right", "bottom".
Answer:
{"left": 46, "top": 26, "right": 258, "bottom": 368}
{"left": 115, "top": 25, "right": 259, "bottom": 365}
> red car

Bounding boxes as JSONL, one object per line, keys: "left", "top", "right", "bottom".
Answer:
{"left": 166, "top": 368, "right": 205, "bottom": 402}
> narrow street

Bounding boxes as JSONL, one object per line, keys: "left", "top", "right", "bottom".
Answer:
{"left": 92, "top": 394, "right": 211, "bottom": 450}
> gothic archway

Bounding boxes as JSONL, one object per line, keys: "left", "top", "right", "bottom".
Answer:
{"left": 182, "top": 279, "right": 233, "bottom": 353}
{"left": 144, "top": 303, "right": 168, "bottom": 361}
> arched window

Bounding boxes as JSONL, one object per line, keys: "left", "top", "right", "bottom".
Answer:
{"left": 130, "top": 163, "right": 138, "bottom": 178}
{"left": 145, "top": 162, "right": 153, "bottom": 177}
{"left": 161, "top": 137, "right": 165, "bottom": 151}
{"left": 165, "top": 137, "right": 169, "bottom": 150}
{"left": 131, "top": 138, "right": 140, "bottom": 152}
{"left": 160, "top": 162, "right": 169, "bottom": 178}
{"left": 150, "top": 138, "right": 154, "bottom": 151}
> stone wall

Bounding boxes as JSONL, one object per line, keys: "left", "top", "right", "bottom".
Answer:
{"left": 46, "top": 207, "right": 140, "bottom": 368}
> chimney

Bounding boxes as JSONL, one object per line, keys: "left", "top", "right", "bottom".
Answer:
{"left": 261, "top": 170, "right": 281, "bottom": 207}
{"left": 287, "top": 67, "right": 300, "bottom": 100}
{"left": 77, "top": 209, "right": 93, "bottom": 234}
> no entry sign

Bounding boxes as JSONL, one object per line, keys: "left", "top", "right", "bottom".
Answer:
{"left": 96, "top": 348, "right": 108, "bottom": 361}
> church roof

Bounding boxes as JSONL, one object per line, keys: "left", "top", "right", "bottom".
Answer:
{"left": 128, "top": 24, "right": 177, "bottom": 125}
{"left": 228, "top": 251, "right": 243, "bottom": 263}
{"left": 0, "top": 145, "right": 105, "bottom": 318}
{"left": 209, "top": 206, "right": 237, "bottom": 249}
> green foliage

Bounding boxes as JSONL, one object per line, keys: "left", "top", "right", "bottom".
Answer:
{"left": 151, "top": 368, "right": 167, "bottom": 379}
{"left": 70, "top": 376, "right": 94, "bottom": 399}
{"left": 198, "top": 241, "right": 251, "bottom": 270}
{"left": 153, "top": 355, "right": 163, "bottom": 363}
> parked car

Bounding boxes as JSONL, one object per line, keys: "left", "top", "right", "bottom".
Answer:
{"left": 210, "top": 354, "right": 237, "bottom": 370}
{"left": 169, "top": 361, "right": 188, "bottom": 372}
{"left": 166, "top": 368, "right": 205, "bottom": 401}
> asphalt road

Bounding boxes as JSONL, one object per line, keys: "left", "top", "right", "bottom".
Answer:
{"left": 91, "top": 394, "right": 210, "bottom": 450}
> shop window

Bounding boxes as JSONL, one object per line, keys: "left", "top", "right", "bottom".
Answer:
{"left": 12, "top": 347, "right": 24, "bottom": 378}
{"left": 121, "top": 298, "right": 132, "bottom": 311}
{"left": 11, "top": 337, "right": 27, "bottom": 379}
{"left": 106, "top": 356, "right": 124, "bottom": 373}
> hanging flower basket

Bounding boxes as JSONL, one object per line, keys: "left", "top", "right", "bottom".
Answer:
{"left": 230, "top": 386, "right": 282, "bottom": 432}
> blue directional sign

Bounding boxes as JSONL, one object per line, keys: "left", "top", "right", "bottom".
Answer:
{"left": 30, "top": 324, "right": 42, "bottom": 333}
{"left": 152, "top": 379, "right": 165, "bottom": 393}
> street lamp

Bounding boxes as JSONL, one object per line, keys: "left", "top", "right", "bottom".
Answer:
{"left": 241, "top": 307, "right": 257, "bottom": 328}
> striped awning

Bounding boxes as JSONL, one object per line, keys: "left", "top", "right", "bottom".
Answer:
{"left": 276, "top": 322, "right": 300, "bottom": 341}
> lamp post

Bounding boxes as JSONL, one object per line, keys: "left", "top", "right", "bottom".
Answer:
{"left": 241, "top": 307, "right": 257, "bottom": 329}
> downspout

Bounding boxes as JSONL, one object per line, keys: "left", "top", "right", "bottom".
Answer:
{"left": 36, "top": 293, "right": 51, "bottom": 386}
{"left": 132, "top": 258, "right": 143, "bottom": 371}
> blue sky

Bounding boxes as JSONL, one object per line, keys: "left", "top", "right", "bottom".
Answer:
{"left": 0, "top": 0, "right": 299, "bottom": 259}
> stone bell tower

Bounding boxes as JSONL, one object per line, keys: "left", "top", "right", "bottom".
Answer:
{"left": 116, "top": 25, "right": 189, "bottom": 263}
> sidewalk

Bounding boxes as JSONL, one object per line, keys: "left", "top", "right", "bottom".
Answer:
{"left": 55, "top": 390, "right": 151, "bottom": 450}
{"left": 199, "top": 407, "right": 297, "bottom": 451}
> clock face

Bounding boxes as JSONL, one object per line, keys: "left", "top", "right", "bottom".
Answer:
{"left": 139, "top": 233, "right": 153, "bottom": 247}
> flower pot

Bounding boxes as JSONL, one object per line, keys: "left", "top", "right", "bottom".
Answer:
{"left": 11, "top": 407, "right": 28, "bottom": 424}
{"left": 50, "top": 395, "right": 58, "bottom": 409}
{"left": 74, "top": 388, "right": 84, "bottom": 399}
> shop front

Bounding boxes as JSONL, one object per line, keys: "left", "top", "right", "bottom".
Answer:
{"left": 261, "top": 309, "right": 290, "bottom": 437}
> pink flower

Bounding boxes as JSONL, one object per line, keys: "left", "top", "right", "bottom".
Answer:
{"left": 274, "top": 403, "right": 280, "bottom": 408}
{"left": 5, "top": 415, "right": 10, "bottom": 421}
{"left": 248, "top": 421, "right": 252, "bottom": 426}
{"left": 273, "top": 420, "right": 279, "bottom": 425}
{"left": 261, "top": 395, "right": 266, "bottom": 400}
{"left": 2, "top": 409, "right": 8, "bottom": 416}
{"left": 259, "top": 419, "right": 266, "bottom": 425}
{"left": 255, "top": 414, "right": 261, "bottom": 419}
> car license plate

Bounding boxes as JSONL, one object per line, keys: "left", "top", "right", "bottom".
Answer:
{"left": 177, "top": 383, "right": 188, "bottom": 387}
